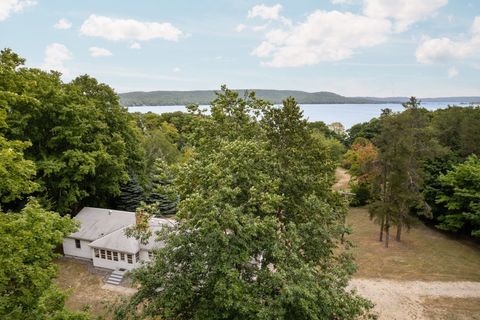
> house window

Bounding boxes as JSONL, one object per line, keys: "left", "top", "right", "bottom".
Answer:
{"left": 127, "top": 254, "right": 133, "bottom": 264}
{"left": 75, "top": 239, "right": 81, "bottom": 249}
{"left": 113, "top": 252, "right": 118, "bottom": 261}
{"left": 107, "top": 251, "right": 112, "bottom": 260}
{"left": 120, "top": 253, "right": 125, "bottom": 261}
{"left": 135, "top": 252, "right": 140, "bottom": 262}
{"left": 148, "top": 251, "right": 153, "bottom": 260}
{"left": 94, "top": 248, "right": 99, "bottom": 258}
{"left": 101, "top": 249, "right": 105, "bottom": 259}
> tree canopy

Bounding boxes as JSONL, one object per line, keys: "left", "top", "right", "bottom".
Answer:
{"left": 115, "top": 87, "right": 372, "bottom": 320}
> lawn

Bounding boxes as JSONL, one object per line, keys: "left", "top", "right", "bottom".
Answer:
{"left": 347, "top": 207, "right": 480, "bottom": 281}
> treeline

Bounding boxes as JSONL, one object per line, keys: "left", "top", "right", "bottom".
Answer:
{"left": 119, "top": 89, "right": 380, "bottom": 106}
{"left": 343, "top": 98, "right": 480, "bottom": 242}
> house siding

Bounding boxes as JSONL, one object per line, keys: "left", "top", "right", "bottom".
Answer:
{"left": 63, "top": 237, "right": 92, "bottom": 259}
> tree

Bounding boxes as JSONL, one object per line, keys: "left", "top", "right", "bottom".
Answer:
{"left": 0, "top": 104, "right": 38, "bottom": 206}
{"left": 369, "top": 99, "right": 435, "bottom": 246}
{"left": 0, "top": 49, "right": 144, "bottom": 213}
{"left": 343, "top": 138, "right": 379, "bottom": 206}
{"left": 0, "top": 199, "right": 88, "bottom": 320}
{"left": 114, "top": 89, "right": 372, "bottom": 319}
{"left": 145, "top": 158, "right": 178, "bottom": 216}
{"left": 435, "top": 155, "right": 480, "bottom": 237}
{"left": 114, "top": 173, "right": 145, "bottom": 212}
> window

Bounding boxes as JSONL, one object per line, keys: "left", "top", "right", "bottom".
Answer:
{"left": 75, "top": 239, "right": 81, "bottom": 249}
{"left": 113, "top": 252, "right": 118, "bottom": 261}
{"left": 94, "top": 248, "right": 99, "bottom": 258}
{"left": 135, "top": 252, "right": 140, "bottom": 262}
{"left": 148, "top": 251, "right": 153, "bottom": 260}
{"left": 107, "top": 251, "right": 112, "bottom": 260}
{"left": 120, "top": 253, "right": 125, "bottom": 261}
{"left": 127, "top": 254, "right": 133, "bottom": 264}
{"left": 101, "top": 249, "right": 105, "bottom": 259}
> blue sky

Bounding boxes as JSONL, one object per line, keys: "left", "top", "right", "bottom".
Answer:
{"left": 1, "top": 0, "right": 479, "bottom": 97}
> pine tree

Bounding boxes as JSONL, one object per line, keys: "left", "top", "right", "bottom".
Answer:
{"left": 145, "top": 159, "right": 177, "bottom": 216}
{"left": 115, "top": 174, "right": 145, "bottom": 212}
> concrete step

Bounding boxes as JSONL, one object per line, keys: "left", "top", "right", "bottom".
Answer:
{"left": 109, "top": 274, "right": 123, "bottom": 280}
{"left": 106, "top": 279, "right": 121, "bottom": 285}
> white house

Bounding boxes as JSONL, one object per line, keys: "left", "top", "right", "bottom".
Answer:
{"left": 63, "top": 207, "right": 174, "bottom": 270}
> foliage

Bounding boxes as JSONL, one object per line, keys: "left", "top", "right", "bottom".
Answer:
{"left": 145, "top": 159, "right": 178, "bottom": 216}
{"left": 435, "top": 155, "right": 480, "bottom": 237}
{"left": 115, "top": 88, "right": 373, "bottom": 319}
{"left": 369, "top": 98, "right": 436, "bottom": 245}
{"left": 0, "top": 199, "right": 88, "bottom": 320}
{"left": 346, "top": 118, "right": 381, "bottom": 146}
{"left": 0, "top": 49, "right": 143, "bottom": 213}
{"left": 114, "top": 173, "right": 145, "bottom": 212}
{"left": 0, "top": 103, "right": 38, "bottom": 205}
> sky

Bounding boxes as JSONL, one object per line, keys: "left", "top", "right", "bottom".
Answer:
{"left": 1, "top": 0, "right": 479, "bottom": 97}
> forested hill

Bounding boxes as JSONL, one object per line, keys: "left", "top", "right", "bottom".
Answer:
{"left": 119, "top": 89, "right": 480, "bottom": 106}
{"left": 118, "top": 89, "right": 379, "bottom": 106}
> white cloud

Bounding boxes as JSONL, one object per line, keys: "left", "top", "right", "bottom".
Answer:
{"left": 0, "top": 0, "right": 36, "bottom": 21}
{"left": 472, "top": 16, "right": 480, "bottom": 34}
{"left": 252, "top": 10, "right": 391, "bottom": 67}
{"left": 251, "top": 41, "right": 275, "bottom": 57}
{"left": 363, "top": 0, "right": 447, "bottom": 32}
{"left": 173, "top": 67, "right": 181, "bottom": 72}
{"left": 235, "top": 23, "right": 246, "bottom": 32}
{"left": 252, "top": 23, "right": 270, "bottom": 32}
{"left": 41, "top": 43, "right": 72, "bottom": 75}
{"left": 129, "top": 42, "right": 141, "bottom": 49}
{"left": 54, "top": 18, "right": 72, "bottom": 29}
{"left": 415, "top": 17, "right": 480, "bottom": 64}
{"left": 447, "top": 66, "right": 458, "bottom": 78}
{"left": 89, "top": 47, "right": 112, "bottom": 57}
{"left": 80, "top": 14, "right": 183, "bottom": 42}
{"left": 248, "top": 4, "right": 282, "bottom": 20}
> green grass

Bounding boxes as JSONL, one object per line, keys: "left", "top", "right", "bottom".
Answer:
{"left": 347, "top": 207, "right": 480, "bottom": 281}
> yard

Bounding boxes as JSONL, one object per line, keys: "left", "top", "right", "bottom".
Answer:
{"left": 54, "top": 168, "right": 480, "bottom": 319}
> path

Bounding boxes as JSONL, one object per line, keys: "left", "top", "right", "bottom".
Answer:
{"left": 332, "top": 167, "right": 350, "bottom": 191}
{"left": 350, "top": 279, "right": 480, "bottom": 319}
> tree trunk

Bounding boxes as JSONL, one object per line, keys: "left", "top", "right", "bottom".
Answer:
{"left": 379, "top": 217, "right": 384, "bottom": 242}
{"left": 385, "top": 213, "right": 390, "bottom": 248}
{"left": 396, "top": 223, "right": 402, "bottom": 242}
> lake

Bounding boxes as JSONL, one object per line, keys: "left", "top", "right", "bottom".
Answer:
{"left": 128, "top": 102, "right": 464, "bottom": 128}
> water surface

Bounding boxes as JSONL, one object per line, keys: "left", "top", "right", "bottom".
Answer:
{"left": 129, "top": 102, "right": 463, "bottom": 128}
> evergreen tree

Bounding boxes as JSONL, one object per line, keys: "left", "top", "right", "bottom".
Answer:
{"left": 145, "top": 159, "right": 177, "bottom": 216}
{"left": 115, "top": 174, "right": 145, "bottom": 212}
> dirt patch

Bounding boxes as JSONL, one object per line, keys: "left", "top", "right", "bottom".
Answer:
{"left": 350, "top": 279, "right": 480, "bottom": 320}
{"left": 55, "top": 258, "right": 131, "bottom": 318}
{"left": 422, "top": 297, "right": 480, "bottom": 320}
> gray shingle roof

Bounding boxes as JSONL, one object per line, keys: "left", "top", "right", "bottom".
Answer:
{"left": 68, "top": 207, "right": 175, "bottom": 253}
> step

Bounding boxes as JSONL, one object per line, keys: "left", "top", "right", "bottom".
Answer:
{"left": 106, "top": 280, "right": 121, "bottom": 285}
{"left": 109, "top": 274, "right": 123, "bottom": 280}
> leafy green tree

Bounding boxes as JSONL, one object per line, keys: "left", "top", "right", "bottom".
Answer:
{"left": 0, "top": 107, "right": 38, "bottom": 205}
{"left": 346, "top": 118, "right": 381, "bottom": 146}
{"left": 435, "top": 155, "right": 480, "bottom": 237}
{"left": 0, "top": 199, "right": 88, "bottom": 319}
{"left": 115, "top": 88, "right": 372, "bottom": 319}
{"left": 0, "top": 49, "right": 143, "bottom": 213}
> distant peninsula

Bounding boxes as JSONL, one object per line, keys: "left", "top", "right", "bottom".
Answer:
{"left": 118, "top": 89, "right": 480, "bottom": 106}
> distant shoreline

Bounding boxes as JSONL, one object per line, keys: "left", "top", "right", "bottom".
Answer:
{"left": 118, "top": 89, "right": 480, "bottom": 107}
